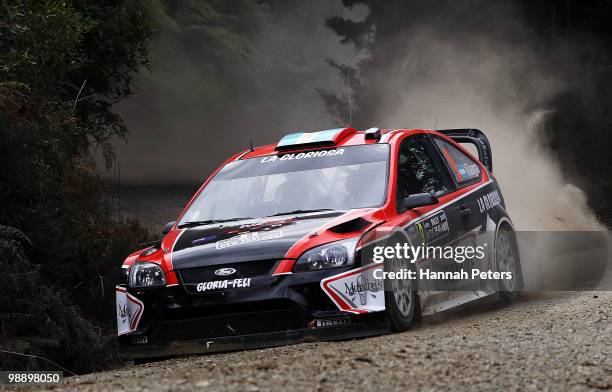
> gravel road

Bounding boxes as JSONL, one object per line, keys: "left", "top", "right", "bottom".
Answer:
{"left": 9, "top": 291, "right": 610, "bottom": 392}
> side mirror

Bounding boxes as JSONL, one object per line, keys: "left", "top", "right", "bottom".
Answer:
{"left": 401, "top": 193, "right": 438, "bottom": 211}
{"left": 162, "top": 221, "right": 176, "bottom": 235}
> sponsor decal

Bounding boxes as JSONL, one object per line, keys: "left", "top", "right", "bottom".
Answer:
{"left": 477, "top": 189, "right": 501, "bottom": 213}
{"left": 239, "top": 218, "right": 294, "bottom": 230}
{"left": 260, "top": 148, "right": 344, "bottom": 163}
{"left": 345, "top": 275, "right": 383, "bottom": 306}
{"left": 133, "top": 336, "right": 148, "bottom": 345}
{"left": 313, "top": 317, "right": 351, "bottom": 328}
{"left": 407, "top": 210, "right": 450, "bottom": 246}
{"left": 192, "top": 235, "right": 217, "bottom": 245}
{"left": 196, "top": 278, "right": 251, "bottom": 292}
{"left": 421, "top": 210, "right": 449, "bottom": 243}
{"left": 214, "top": 267, "right": 236, "bottom": 276}
{"left": 216, "top": 230, "right": 282, "bottom": 249}
{"left": 321, "top": 263, "right": 385, "bottom": 313}
{"left": 457, "top": 162, "right": 480, "bottom": 178}
{"left": 116, "top": 286, "right": 144, "bottom": 336}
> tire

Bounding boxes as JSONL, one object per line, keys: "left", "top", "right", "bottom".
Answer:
{"left": 384, "top": 251, "right": 417, "bottom": 331}
{"left": 496, "top": 227, "right": 522, "bottom": 304}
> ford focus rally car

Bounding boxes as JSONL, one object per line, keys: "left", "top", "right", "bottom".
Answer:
{"left": 117, "top": 127, "right": 522, "bottom": 359}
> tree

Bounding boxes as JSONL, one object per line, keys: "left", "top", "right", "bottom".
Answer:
{"left": 0, "top": 0, "right": 152, "bottom": 372}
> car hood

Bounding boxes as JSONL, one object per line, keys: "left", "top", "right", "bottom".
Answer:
{"left": 170, "top": 211, "right": 348, "bottom": 270}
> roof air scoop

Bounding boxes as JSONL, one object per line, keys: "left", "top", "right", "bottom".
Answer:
{"left": 275, "top": 128, "right": 357, "bottom": 151}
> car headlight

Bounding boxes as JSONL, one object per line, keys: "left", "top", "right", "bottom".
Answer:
{"left": 128, "top": 262, "right": 166, "bottom": 288}
{"left": 294, "top": 238, "right": 359, "bottom": 272}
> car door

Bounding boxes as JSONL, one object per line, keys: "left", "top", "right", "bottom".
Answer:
{"left": 394, "top": 135, "right": 459, "bottom": 291}
{"left": 431, "top": 136, "right": 487, "bottom": 289}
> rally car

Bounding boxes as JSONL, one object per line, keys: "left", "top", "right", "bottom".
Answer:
{"left": 116, "top": 127, "right": 522, "bottom": 359}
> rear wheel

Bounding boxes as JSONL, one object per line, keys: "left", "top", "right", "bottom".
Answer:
{"left": 384, "top": 253, "right": 417, "bottom": 331}
{"left": 496, "top": 227, "right": 522, "bottom": 303}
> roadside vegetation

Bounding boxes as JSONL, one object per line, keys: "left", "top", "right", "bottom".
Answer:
{"left": 0, "top": 0, "right": 152, "bottom": 372}
{"left": 0, "top": 0, "right": 276, "bottom": 374}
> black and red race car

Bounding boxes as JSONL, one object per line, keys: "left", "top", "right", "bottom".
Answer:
{"left": 116, "top": 127, "right": 522, "bottom": 359}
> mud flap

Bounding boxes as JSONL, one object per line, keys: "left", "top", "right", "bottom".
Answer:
{"left": 116, "top": 286, "right": 144, "bottom": 336}
{"left": 320, "top": 263, "right": 385, "bottom": 314}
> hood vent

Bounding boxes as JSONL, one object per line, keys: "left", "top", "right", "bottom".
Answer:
{"left": 328, "top": 217, "right": 371, "bottom": 234}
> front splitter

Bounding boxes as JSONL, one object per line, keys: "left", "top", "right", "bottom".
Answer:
{"left": 119, "top": 318, "right": 390, "bottom": 359}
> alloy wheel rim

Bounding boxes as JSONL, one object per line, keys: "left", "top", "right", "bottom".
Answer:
{"left": 497, "top": 233, "right": 516, "bottom": 292}
{"left": 390, "top": 258, "right": 413, "bottom": 316}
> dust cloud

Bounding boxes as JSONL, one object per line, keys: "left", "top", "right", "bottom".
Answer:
{"left": 372, "top": 27, "right": 603, "bottom": 231}
{"left": 364, "top": 5, "right": 608, "bottom": 289}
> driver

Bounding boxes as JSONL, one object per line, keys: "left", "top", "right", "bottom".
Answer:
{"left": 274, "top": 173, "right": 316, "bottom": 212}
{"left": 343, "top": 163, "right": 385, "bottom": 207}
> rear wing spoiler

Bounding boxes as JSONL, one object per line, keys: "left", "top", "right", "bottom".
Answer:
{"left": 437, "top": 128, "right": 493, "bottom": 172}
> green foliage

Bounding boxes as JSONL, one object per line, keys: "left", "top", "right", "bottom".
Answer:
{"left": 0, "top": 226, "right": 117, "bottom": 373}
{"left": 0, "top": 0, "right": 152, "bottom": 372}
{"left": 150, "top": 0, "right": 264, "bottom": 63}
{"left": 315, "top": 59, "right": 360, "bottom": 125}
{"left": 0, "top": 0, "right": 87, "bottom": 91}
{"left": 1, "top": 0, "right": 152, "bottom": 168}
{"left": 141, "top": 0, "right": 267, "bottom": 108}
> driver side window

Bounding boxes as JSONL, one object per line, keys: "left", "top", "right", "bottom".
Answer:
{"left": 396, "top": 136, "right": 452, "bottom": 209}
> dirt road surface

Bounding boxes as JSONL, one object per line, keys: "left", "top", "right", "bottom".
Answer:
{"left": 8, "top": 291, "right": 610, "bottom": 392}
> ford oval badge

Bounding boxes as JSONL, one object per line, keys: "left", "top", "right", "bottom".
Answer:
{"left": 214, "top": 267, "right": 236, "bottom": 277}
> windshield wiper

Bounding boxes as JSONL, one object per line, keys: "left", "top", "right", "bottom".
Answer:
{"left": 177, "top": 217, "right": 253, "bottom": 228}
{"left": 267, "top": 208, "right": 335, "bottom": 217}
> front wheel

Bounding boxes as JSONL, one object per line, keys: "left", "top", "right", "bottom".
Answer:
{"left": 496, "top": 227, "right": 522, "bottom": 304}
{"left": 384, "top": 254, "right": 417, "bottom": 331}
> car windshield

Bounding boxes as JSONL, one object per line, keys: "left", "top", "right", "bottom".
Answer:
{"left": 178, "top": 144, "right": 390, "bottom": 225}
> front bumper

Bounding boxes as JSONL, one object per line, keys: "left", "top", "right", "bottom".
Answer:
{"left": 117, "top": 266, "right": 387, "bottom": 358}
